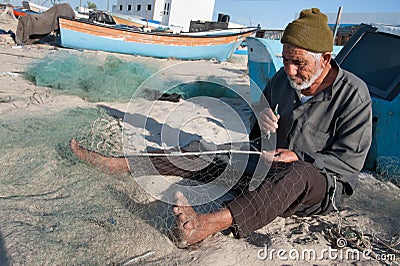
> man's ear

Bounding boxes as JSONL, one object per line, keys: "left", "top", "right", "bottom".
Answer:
{"left": 322, "top": 52, "right": 332, "bottom": 65}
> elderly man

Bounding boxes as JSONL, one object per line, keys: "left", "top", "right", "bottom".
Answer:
{"left": 70, "top": 8, "right": 372, "bottom": 247}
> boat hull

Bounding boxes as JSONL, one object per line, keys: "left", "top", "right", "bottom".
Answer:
{"left": 58, "top": 17, "right": 256, "bottom": 62}
{"left": 111, "top": 15, "right": 146, "bottom": 28}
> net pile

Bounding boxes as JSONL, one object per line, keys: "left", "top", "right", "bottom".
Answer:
{"left": 77, "top": 108, "right": 124, "bottom": 157}
{"left": 23, "top": 52, "right": 241, "bottom": 102}
{"left": 24, "top": 52, "right": 157, "bottom": 102}
{"left": 375, "top": 156, "right": 400, "bottom": 186}
{"left": 0, "top": 108, "right": 180, "bottom": 264}
{"left": 168, "top": 81, "right": 238, "bottom": 99}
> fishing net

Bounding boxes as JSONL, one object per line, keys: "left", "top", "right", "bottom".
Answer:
{"left": 0, "top": 107, "right": 180, "bottom": 264}
{"left": 375, "top": 156, "right": 400, "bottom": 186}
{"left": 0, "top": 51, "right": 264, "bottom": 263}
{"left": 23, "top": 51, "right": 157, "bottom": 102}
{"left": 0, "top": 98, "right": 261, "bottom": 264}
{"left": 22, "top": 51, "right": 240, "bottom": 103}
{"left": 169, "top": 81, "right": 239, "bottom": 99}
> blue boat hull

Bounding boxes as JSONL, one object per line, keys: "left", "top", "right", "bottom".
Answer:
{"left": 58, "top": 19, "right": 248, "bottom": 62}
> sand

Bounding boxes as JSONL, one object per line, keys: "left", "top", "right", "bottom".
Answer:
{"left": 0, "top": 20, "right": 399, "bottom": 265}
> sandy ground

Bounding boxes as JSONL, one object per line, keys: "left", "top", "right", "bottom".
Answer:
{"left": 0, "top": 17, "right": 399, "bottom": 265}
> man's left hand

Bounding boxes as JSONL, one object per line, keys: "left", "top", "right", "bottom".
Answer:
{"left": 261, "top": 149, "right": 299, "bottom": 163}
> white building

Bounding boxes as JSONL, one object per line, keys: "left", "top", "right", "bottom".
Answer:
{"left": 112, "top": 0, "right": 215, "bottom": 31}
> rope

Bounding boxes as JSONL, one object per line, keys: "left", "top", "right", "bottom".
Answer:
{"left": 127, "top": 150, "right": 262, "bottom": 157}
{"left": 318, "top": 214, "right": 400, "bottom": 260}
{"left": 81, "top": 110, "right": 268, "bottom": 158}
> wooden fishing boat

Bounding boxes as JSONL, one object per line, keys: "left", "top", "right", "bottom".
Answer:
{"left": 57, "top": 17, "right": 257, "bottom": 62}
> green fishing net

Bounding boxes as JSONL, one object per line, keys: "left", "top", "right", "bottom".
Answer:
{"left": 0, "top": 106, "right": 243, "bottom": 264}
{"left": 23, "top": 52, "right": 157, "bottom": 102}
{"left": 0, "top": 108, "right": 178, "bottom": 264}
{"left": 23, "top": 51, "right": 238, "bottom": 102}
{"left": 169, "top": 81, "right": 238, "bottom": 99}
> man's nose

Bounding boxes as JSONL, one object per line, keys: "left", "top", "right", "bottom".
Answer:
{"left": 284, "top": 63, "right": 298, "bottom": 76}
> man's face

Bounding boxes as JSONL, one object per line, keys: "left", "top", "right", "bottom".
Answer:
{"left": 282, "top": 44, "right": 323, "bottom": 91}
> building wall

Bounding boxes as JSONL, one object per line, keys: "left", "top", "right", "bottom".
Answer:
{"left": 112, "top": 0, "right": 156, "bottom": 20}
{"left": 112, "top": 0, "right": 216, "bottom": 31}
{"left": 152, "top": 0, "right": 165, "bottom": 22}
{"left": 168, "top": 0, "right": 215, "bottom": 31}
{"left": 158, "top": 0, "right": 171, "bottom": 25}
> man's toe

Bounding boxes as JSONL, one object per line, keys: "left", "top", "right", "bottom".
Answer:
{"left": 173, "top": 206, "right": 180, "bottom": 214}
{"left": 183, "top": 220, "right": 194, "bottom": 230}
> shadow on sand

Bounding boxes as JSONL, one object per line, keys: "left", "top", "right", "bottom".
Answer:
{"left": 0, "top": 230, "right": 9, "bottom": 266}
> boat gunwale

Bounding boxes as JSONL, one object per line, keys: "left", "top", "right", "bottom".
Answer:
{"left": 58, "top": 16, "right": 258, "bottom": 39}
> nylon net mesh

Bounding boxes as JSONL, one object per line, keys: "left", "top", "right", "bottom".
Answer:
{"left": 23, "top": 51, "right": 157, "bottom": 102}
{"left": 0, "top": 107, "right": 184, "bottom": 264}
{"left": 375, "top": 156, "right": 400, "bottom": 186}
{"left": 0, "top": 95, "right": 263, "bottom": 264}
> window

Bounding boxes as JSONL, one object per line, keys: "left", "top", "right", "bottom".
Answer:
{"left": 147, "top": 4, "right": 152, "bottom": 11}
{"left": 163, "top": 2, "right": 169, "bottom": 15}
{"left": 119, "top": 5, "right": 123, "bottom": 11}
{"left": 137, "top": 4, "right": 141, "bottom": 11}
{"left": 127, "top": 5, "right": 131, "bottom": 11}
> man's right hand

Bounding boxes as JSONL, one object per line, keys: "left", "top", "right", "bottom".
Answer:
{"left": 258, "top": 107, "right": 280, "bottom": 135}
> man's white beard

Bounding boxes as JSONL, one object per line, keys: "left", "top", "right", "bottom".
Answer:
{"left": 287, "top": 66, "right": 324, "bottom": 91}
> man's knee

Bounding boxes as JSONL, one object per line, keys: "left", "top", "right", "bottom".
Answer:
{"left": 288, "top": 160, "right": 327, "bottom": 206}
{"left": 290, "top": 161, "right": 325, "bottom": 182}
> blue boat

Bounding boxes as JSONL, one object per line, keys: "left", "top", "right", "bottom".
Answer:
{"left": 335, "top": 24, "right": 400, "bottom": 171}
{"left": 58, "top": 17, "right": 257, "bottom": 62}
{"left": 246, "top": 37, "right": 285, "bottom": 102}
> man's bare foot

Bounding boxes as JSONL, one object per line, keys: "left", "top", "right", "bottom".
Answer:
{"left": 70, "top": 139, "right": 130, "bottom": 174}
{"left": 172, "top": 191, "right": 208, "bottom": 247}
{"left": 172, "top": 191, "right": 233, "bottom": 248}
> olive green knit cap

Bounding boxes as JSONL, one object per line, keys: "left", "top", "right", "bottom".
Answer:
{"left": 281, "top": 8, "right": 333, "bottom": 53}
